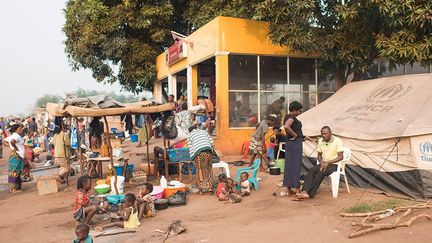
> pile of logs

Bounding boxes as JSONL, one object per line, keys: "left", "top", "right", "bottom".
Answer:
{"left": 341, "top": 200, "right": 432, "bottom": 238}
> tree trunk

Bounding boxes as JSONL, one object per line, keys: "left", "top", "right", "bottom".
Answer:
{"left": 334, "top": 68, "right": 346, "bottom": 91}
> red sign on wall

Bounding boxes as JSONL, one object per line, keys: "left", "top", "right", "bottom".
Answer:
{"left": 166, "top": 41, "right": 187, "bottom": 66}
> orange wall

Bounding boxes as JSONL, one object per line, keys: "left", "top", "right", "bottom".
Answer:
{"left": 154, "top": 16, "right": 314, "bottom": 155}
{"left": 213, "top": 54, "right": 255, "bottom": 154}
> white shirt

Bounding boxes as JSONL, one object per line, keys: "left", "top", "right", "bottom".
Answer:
{"left": 5, "top": 133, "right": 25, "bottom": 158}
{"left": 240, "top": 180, "right": 250, "bottom": 193}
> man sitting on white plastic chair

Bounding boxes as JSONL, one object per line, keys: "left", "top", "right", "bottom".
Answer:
{"left": 295, "top": 126, "right": 343, "bottom": 200}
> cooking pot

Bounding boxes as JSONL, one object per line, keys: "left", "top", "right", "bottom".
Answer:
{"left": 155, "top": 198, "right": 169, "bottom": 210}
{"left": 269, "top": 167, "right": 281, "bottom": 175}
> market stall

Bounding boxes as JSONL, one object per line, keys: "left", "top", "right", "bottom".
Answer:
{"left": 46, "top": 98, "right": 174, "bottom": 194}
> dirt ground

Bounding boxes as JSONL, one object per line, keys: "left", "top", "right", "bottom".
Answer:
{"left": 0, "top": 139, "right": 431, "bottom": 243}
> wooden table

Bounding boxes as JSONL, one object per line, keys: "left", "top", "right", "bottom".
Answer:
{"left": 87, "top": 157, "right": 114, "bottom": 179}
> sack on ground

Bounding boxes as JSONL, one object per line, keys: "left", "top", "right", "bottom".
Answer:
{"left": 168, "top": 190, "right": 187, "bottom": 206}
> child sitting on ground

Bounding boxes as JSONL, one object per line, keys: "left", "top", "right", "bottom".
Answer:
{"left": 216, "top": 174, "right": 228, "bottom": 200}
{"left": 137, "top": 182, "right": 156, "bottom": 220}
{"left": 73, "top": 176, "right": 105, "bottom": 226}
{"left": 226, "top": 178, "right": 242, "bottom": 203}
{"left": 239, "top": 172, "right": 251, "bottom": 196}
{"left": 73, "top": 223, "right": 93, "bottom": 243}
{"left": 96, "top": 193, "right": 141, "bottom": 231}
{"left": 267, "top": 137, "right": 276, "bottom": 161}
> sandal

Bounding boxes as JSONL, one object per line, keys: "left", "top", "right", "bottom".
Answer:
{"left": 291, "top": 197, "right": 309, "bottom": 201}
{"left": 296, "top": 193, "right": 310, "bottom": 200}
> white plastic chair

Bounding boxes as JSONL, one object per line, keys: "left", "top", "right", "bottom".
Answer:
{"left": 276, "top": 142, "right": 285, "bottom": 159}
{"left": 329, "top": 147, "right": 351, "bottom": 198}
{"left": 212, "top": 161, "right": 231, "bottom": 178}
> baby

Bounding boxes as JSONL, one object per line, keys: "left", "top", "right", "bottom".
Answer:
{"left": 73, "top": 223, "right": 92, "bottom": 243}
{"left": 239, "top": 172, "right": 251, "bottom": 196}
{"left": 137, "top": 182, "right": 156, "bottom": 220}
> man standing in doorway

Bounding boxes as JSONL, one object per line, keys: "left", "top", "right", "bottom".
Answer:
{"left": 267, "top": 96, "right": 285, "bottom": 118}
{"left": 295, "top": 126, "right": 343, "bottom": 200}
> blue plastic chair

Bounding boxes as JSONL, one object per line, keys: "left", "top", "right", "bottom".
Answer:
{"left": 236, "top": 158, "right": 261, "bottom": 191}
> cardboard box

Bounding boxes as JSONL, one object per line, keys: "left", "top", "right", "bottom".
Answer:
{"left": 37, "top": 178, "right": 58, "bottom": 196}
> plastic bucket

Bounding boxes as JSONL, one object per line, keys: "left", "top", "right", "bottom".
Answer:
{"left": 151, "top": 186, "right": 165, "bottom": 200}
{"left": 131, "top": 134, "right": 138, "bottom": 142}
{"left": 275, "top": 159, "right": 285, "bottom": 173}
{"left": 114, "top": 164, "right": 134, "bottom": 176}
{"left": 110, "top": 176, "right": 125, "bottom": 195}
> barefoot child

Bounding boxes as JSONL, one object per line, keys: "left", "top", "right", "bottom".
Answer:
{"left": 73, "top": 223, "right": 93, "bottom": 243}
{"left": 96, "top": 193, "right": 141, "bottom": 231}
{"left": 216, "top": 174, "right": 228, "bottom": 201}
{"left": 73, "top": 176, "right": 103, "bottom": 226}
{"left": 239, "top": 172, "right": 251, "bottom": 196}
{"left": 137, "top": 183, "right": 156, "bottom": 220}
{"left": 267, "top": 137, "right": 276, "bottom": 161}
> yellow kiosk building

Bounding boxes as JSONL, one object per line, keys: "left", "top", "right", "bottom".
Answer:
{"left": 153, "top": 16, "right": 336, "bottom": 155}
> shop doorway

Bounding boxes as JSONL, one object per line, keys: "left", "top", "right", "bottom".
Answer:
{"left": 197, "top": 58, "right": 216, "bottom": 107}
{"left": 176, "top": 69, "right": 187, "bottom": 100}
{"left": 197, "top": 57, "right": 216, "bottom": 135}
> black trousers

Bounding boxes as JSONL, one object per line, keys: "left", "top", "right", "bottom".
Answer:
{"left": 302, "top": 164, "right": 337, "bottom": 198}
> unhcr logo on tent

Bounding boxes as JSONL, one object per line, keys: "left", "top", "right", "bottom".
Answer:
{"left": 367, "top": 83, "right": 412, "bottom": 103}
{"left": 419, "top": 142, "right": 432, "bottom": 162}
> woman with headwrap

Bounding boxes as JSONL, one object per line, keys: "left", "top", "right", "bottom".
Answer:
{"left": 50, "top": 124, "right": 71, "bottom": 184}
{"left": 3, "top": 123, "right": 25, "bottom": 193}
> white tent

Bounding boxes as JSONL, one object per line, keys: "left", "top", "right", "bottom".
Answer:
{"left": 299, "top": 74, "right": 432, "bottom": 198}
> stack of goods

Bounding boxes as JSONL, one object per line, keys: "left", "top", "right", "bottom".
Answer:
{"left": 129, "top": 171, "right": 147, "bottom": 185}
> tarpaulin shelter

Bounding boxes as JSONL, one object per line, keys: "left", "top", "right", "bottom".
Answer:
{"left": 300, "top": 74, "right": 432, "bottom": 198}
{"left": 46, "top": 100, "right": 173, "bottom": 117}
{"left": 46, "top": 98, "right": 175, "bottom": 193}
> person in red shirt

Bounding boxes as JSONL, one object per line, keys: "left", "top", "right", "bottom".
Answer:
{"left": 216, "top": 174, "right": 228, "bottom": 200}
{"left": 73, "top": 176, "right": 105, "bottom": 225}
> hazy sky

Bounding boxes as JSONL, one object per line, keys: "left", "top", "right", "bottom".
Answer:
{"left": 0, "top": 1, "right": 132, "bottom": 116}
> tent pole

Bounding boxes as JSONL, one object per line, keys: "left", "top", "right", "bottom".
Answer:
{"left": 144, "top": 115, "right": 152, "bottom": 177}
{"left": 103, "top": 116, "right": 118, "bottom": 195}
{"left": 163, "top": 137, "right": 168, "bottom": 178}
{"left": 75, "top": 118, "right": 83, "bottom": 175}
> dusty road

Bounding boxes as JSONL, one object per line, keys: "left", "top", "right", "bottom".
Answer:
{"left": 0, "top": 140, "right": 430, "bottom": 243}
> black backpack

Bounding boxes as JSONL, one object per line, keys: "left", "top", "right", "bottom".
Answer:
{"left": 162, "top": 115, "right": 178, "bottom": 139}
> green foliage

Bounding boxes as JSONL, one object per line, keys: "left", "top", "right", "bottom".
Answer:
{"left": 64, "top": 0, "right": 431, "bottom": 91}
{"left": 36, "top": 94, "right": 63, "bottom": 108}
{"left": 345, "top": 199, "right": 415, "bottom": 213}
{"left": 35, "top": 88, "right": 137, "bottom": 108}
{"left": 257, "top": 0, "right": 432, "bottom": 85}
{"left": 372, "top": 0, "right": 432, "bottom": 65}
{"left": 63, "top": 0, "right": 258, "bottom": 92}
{"left": 257, "top": 0, "right": 382, "bottom": 85}
{"left": 73, "top": 88, "right": 138, "bottom": 103}
{"left": 185, "top": 0, "right": 261, "bottom": 28}
{"left": 64, "top": 0, "right": 175, "bottom": 92}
